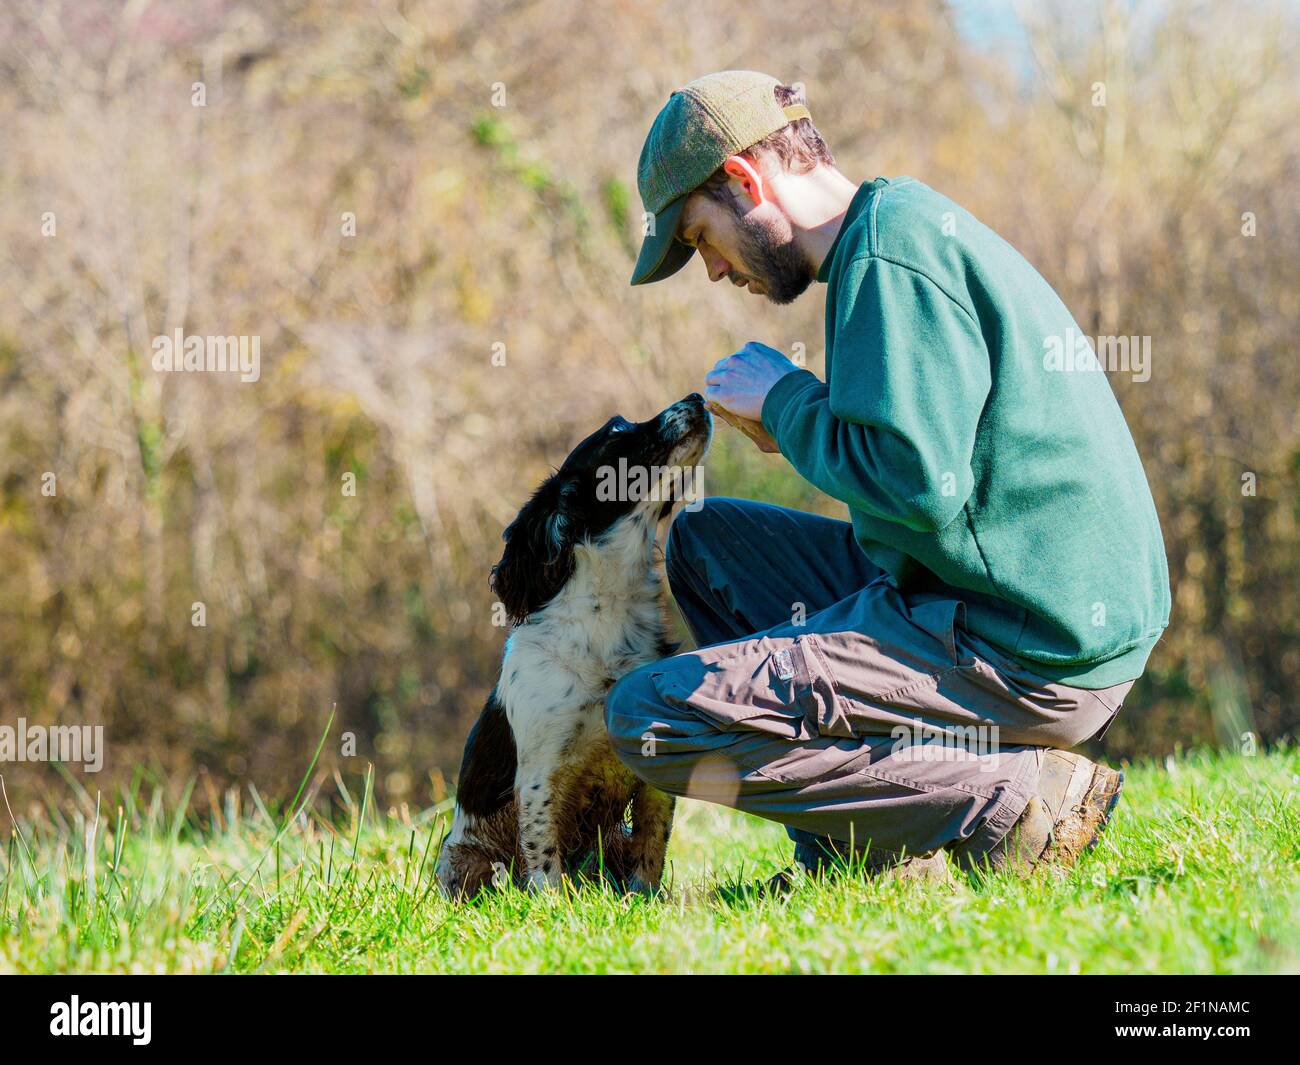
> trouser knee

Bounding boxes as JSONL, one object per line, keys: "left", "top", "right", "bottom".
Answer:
{"left": 664, "top": 497, "right": 749, "bottom": 593}
{"left": 604, "top": 665, "right": 664, "bottom": 779}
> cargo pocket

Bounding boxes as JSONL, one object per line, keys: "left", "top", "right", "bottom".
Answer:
{"left": 906, "top": 595, "right": 966, "bottom": 667}
{"left": 1085, "top": 679, "right": 1134, "bottom": 742}
{"left": 650, "top": 636, "right": 823, "bottom": 742}
{"left": 798, "top": 588, "right": 970, "bottom": 739}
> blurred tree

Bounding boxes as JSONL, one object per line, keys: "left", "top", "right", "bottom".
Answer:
{"left": 0, "top": 0, "right": 1294, "bottom": 809}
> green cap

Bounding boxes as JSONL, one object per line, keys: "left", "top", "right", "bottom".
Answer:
{"left": 630, "top": 71, "right": 812, "bottom": 285}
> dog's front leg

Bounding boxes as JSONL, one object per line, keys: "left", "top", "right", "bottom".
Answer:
{"left": 515, "top": 759, "right": 564, "bottom": 891}
{"left": 627, "top": 785, "right": 675, "bottom": 893}
{"left": 506, "top": 683, "right": 573, "bottom": 891}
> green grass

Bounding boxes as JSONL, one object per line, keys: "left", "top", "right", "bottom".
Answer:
{"left": 1, "top": 749, "right": 1297, "bottom": 974}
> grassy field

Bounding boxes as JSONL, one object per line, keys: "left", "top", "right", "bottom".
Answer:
{"left": 1, "top": 748, "right": 1296, "bottom": 974}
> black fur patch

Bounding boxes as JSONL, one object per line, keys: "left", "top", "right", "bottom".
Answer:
{"left": 454, "top": 691, "right": 517, "bottom": 818}
{"left": 491, "top": 477, "right": 577, "bottom": 625}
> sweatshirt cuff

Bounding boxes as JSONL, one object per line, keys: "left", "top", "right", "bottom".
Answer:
{"left": 760, "top": 368, "right": 822, "bottom": 444}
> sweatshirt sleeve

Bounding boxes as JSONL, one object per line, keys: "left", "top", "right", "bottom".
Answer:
{"left": 760, "top": 255, "right": 991, "bottom": 533}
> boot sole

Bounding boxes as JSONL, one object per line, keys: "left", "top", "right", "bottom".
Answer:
{"left": 1085, "top": 766, "right": 1124, "bottom": 854}
{"left": 1043, "top": 763, "right": 1124, "bottom": 866}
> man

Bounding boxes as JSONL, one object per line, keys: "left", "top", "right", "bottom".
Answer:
{"left": 606, "top": 71, "right": 1170, "bottom": 881}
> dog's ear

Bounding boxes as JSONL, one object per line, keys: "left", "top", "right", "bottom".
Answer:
{"left": 490, "top": 478, "right": 577, "bottom": 624}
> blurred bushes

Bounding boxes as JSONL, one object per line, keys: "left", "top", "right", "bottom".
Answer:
{"left": 0, "top": 0, "right": 1295, "bottom": 809}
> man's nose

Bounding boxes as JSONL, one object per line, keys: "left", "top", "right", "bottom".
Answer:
{"left": 700, "top": 246, "right": 731, "bottom": 283}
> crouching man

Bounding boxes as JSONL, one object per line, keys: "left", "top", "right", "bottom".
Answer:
{"left": 606, "top": 71, "right": 1171, "bottom": 884}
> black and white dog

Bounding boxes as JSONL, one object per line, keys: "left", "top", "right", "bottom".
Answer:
{"left": 435, "top": 394, "right": 711, "bottom": 898}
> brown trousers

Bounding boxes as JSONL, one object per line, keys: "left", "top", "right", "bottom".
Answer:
{"left": 605, "top": 499, "right": 1133, "bottom": 869}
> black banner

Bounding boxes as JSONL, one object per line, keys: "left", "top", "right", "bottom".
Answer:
{"left": 0, "top": 974, "right": 1287, "bottom": 1050}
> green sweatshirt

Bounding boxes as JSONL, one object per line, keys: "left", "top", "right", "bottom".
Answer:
{"left": 761, "top": 177, "right": 1170, "bottom": 688}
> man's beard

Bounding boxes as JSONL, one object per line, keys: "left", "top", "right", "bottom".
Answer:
{"left": 732, "top": 210, "right": 814, "bottom": 305}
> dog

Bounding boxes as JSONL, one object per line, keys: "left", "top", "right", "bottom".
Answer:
{"left": 434, "top": 393, "right": 712, "bottom": 898}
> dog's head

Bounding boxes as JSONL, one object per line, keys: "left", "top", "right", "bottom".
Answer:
{"left": 491, "top": 393, "right": 711, "bottom": 624}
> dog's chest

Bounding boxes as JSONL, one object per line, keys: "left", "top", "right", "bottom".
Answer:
{"left": 506, "top": 596, "right": 663, "bottom": 703}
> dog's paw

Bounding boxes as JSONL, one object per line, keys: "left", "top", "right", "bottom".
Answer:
{"left": 624, "top": 875, "right": 666, "bottom": 900}
{"left": 526, "top": 869, "right": 563, "bottom": 894}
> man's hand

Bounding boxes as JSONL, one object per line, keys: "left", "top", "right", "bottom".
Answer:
{"left": 704, "top": 341, "right": 802, "bottom": 423}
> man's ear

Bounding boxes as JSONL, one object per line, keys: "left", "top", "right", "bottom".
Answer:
{"left": 722, "top": 155, "right": 767, "bottom": 207}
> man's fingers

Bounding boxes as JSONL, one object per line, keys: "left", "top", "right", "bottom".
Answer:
{"left": 705, "top": 401, "right": 777, "bottom": 451}
{"left": 703, "top": 384, "right": 728, "bottom": 407}
{"left": 705, "top": 400, "right": 745, "bottom": 431}
{"left": 704, "top": 399, "right": 749, "bottom": 429}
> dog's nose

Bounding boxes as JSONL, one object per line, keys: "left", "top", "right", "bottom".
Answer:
{"left": 683, "top": 392, "right": 704, "bottom": 405}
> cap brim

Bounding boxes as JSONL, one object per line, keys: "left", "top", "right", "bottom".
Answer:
{"left": 630, "top": 197, "right": 694, "bottom": 285}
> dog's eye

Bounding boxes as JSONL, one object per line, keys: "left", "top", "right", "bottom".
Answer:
{"left": 608, "top": 420, "right": 630, "bottom": 433}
